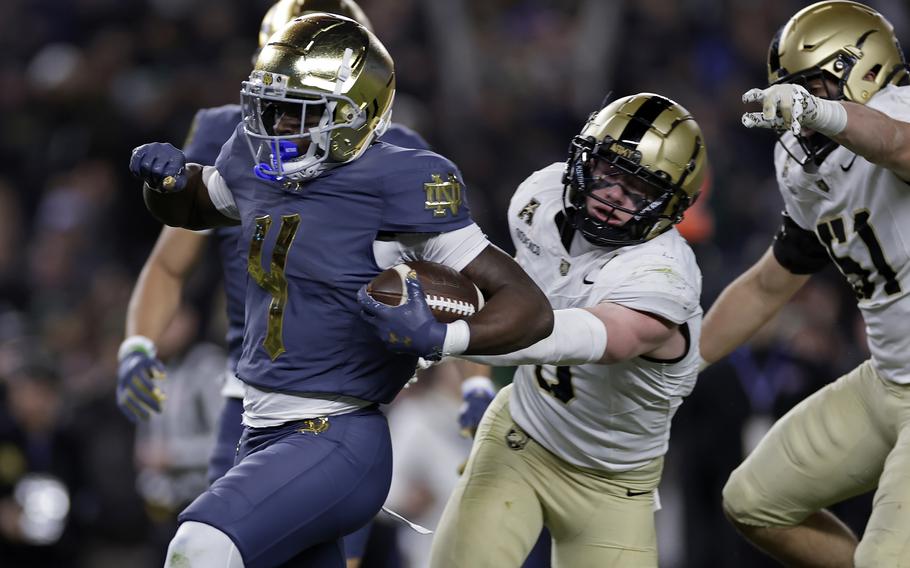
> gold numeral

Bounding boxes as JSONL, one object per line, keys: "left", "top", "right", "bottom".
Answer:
{"left": 248, "top": 214, "right": 301, "bottom": 360}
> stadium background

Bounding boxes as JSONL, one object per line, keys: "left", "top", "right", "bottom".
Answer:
{"left": 0, "top": 0, "right": 905, "bottom": 566}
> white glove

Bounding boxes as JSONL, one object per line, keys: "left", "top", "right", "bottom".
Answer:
{"left": 741, "top": 84, "right": 847, "bottom": 137}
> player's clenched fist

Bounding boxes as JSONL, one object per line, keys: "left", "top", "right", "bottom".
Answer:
{"left": 129, "top": 142, "right": 188, "bottom": 192}
{"left": 741, "top": 83, "right": 847, "bottom": 137}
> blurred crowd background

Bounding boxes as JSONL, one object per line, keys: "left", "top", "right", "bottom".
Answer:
{"left": 1, "top": 0, "right": 905, "bottom": 566}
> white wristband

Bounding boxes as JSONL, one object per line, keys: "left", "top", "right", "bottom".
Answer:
{"left": 807, "top": 98, "right": 847, "bottom": 137}
{"left": 118, "top": 335, "right": 157, "bottom": 361}
{"left": 442, "top": 319, "right": 471, "bottom": 356}
{"left": 462, "top": 308, "right": 607, "bottom": 366}
{"left": 461, "top": 375, "right": 495, "bottom": 396}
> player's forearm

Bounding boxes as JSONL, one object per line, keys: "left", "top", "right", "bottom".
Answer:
{"left": 830, "top": 102, "right": 910, "bottom": 180}
{"left": 126, "top": 262, "right": 185, "bottom": 342}
{"left": 700, "top": 254, "right": 806, "bottom": 363}
{"left": 459, "top": 247, "right": 553, "bottom": 355}
{"left": 463, "top": 308, "right": 605, "bottom": 365}
{"left": 143, "top": 164, "right": 231, "bottom": 230}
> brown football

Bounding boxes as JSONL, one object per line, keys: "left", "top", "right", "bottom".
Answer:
{"left": 366, "top": 261, "right": 485, "bottom": 323}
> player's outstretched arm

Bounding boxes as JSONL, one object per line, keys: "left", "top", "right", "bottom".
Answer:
{"left": 830, "top": 102, "right": 910, "bottom": 181}
{"left": 700, "top": 247, "right": 809, "bottom": 365}
{"left": 460, "top": 301, "right": 676, "bottom": 367}
{"left": 130, "top": 142, "right": 237, "bottom": 230}
{"left": 742, "top": 84, "right": 910, "bottom": 180}
{"left": 459, "top": 245, "right": 554, "bottom": 354}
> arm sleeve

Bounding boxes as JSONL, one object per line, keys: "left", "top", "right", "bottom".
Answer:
{"left": 399, "top": 223, "right": 489, "bottom": 271}
{"left": 462, "top": 308, "right": 607, "bottom": 366}
{"left": 202, "top": 166, "right": 240, "bottom": 220}
{"left": 771, "top": 211, "right": 830, "bottom": 274}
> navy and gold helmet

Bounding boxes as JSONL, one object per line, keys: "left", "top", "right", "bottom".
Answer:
{"left": 241, "top": 13, "right": 394, "bottom": 183}
{"left": 564, "top": 93, "right": 707, "bottom": 247}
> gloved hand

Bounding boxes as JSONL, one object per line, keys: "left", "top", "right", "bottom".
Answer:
{"left": 741, "top": 84, "right": 847, "bottom": 137}
{"left": 116, "top": 337, "right": 167, "bottom": 422}
{"left": 358, "top": 274, "right": 448, "bottom": 360}
{"left": 129, "top": 142, "right": 188, "bottom": 192}
{"left": 458, "top": 376, "right": 495, "bottom": 438}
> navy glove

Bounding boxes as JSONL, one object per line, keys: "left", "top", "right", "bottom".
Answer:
{"left": 358, "top": 274, "right": 448, "bottom": 360}
{"left": 117, "top": 346, "right": 167, "bottom": 423}
{"left": 458, "top": 376, "right": 496, "bottom": 438}
{"left": 129, "top": 142, "right": 188, "bottom": 192}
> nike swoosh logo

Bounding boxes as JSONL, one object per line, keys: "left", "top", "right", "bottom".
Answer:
{"left": 626, "top": 489, "right": 651, "bottom": 497}
{"left": 583, "top": 276, "right": 596, "bottom": 285}
{"left": 840, "top": 154, "right": 857, "bottom": 172}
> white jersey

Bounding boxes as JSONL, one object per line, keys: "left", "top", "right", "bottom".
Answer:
{"left": 507, "top": 163, "right": 703, "bottom": 472}
{"left": 774, "top": 84, "right": 910, "bottom": 385}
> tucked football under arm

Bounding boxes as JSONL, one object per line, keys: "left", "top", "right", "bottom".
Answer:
{"left": 461, "top": 308, "right": 607, "bottom": 366}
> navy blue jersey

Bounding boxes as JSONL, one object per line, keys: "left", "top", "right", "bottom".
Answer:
{"left": 183, "top": 104, "right": 247, "bottom": 371}
{"left": 215, "top": 126, "right": 472, "bottom": 403}
{"left": 183, "top": 109, "right": 429, "bottom": 371}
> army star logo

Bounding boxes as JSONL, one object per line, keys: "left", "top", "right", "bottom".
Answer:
{"left": 424, "top": 174, "right": 462, "bottom": 217}
{"left": 517, "top": 198, "right": 540, "bottom": 225}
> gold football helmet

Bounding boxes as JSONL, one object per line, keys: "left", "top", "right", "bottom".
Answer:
{"left": 564, "top": 93, "right": 707, "bottom": 247}
{"left": 258, "top": 0, "right": 373, "bottom": 47}
{"left": 241, "top": 13, "right": 395, "bottom": 183}
{"left": 769, "top": 0, "right": 908, "bottom": 103}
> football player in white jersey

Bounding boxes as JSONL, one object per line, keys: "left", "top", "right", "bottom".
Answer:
{"left": 699, "top": 2, "right": 910, "bottom": 567}
{"left": 412, "top": 93, "right": 707, "bottom": 567}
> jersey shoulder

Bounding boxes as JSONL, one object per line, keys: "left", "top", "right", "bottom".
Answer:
{"left": 379, "top": 123, "right": 431, "bottom": 151}
{"left": 590, "top": 230, "right": 702, "bottom": 323}
{"left": 337, "top": 143, "right": 473, "bottom": 232}
{"left": 508, "top": 162, "right": 565, "bottom": 219}
{"left": 184, "top": 104, "right": 243, "bottom": 166}
{"left": 868, "top": 84, "right": 910, "bottom": 122}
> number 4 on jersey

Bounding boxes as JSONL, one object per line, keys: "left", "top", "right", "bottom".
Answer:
{"left": 248, "top": 214, "right": 301, "bottom": 360}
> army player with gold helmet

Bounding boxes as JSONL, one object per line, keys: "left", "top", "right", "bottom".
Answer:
{"left": 699, "top": 1, "right": 910, "bottom": 566}
{"left": 129, "top": 11, "right": 553, "bottom": 568}
{"left": 373, "top": 93, "right": 706, "bottom": 567}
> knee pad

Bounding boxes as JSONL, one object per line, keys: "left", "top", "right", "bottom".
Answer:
{"left": 166, "top": 521, "right": 245, "bottom": 568}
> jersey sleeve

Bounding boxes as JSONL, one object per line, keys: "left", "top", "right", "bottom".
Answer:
{"left": 869, "top": 85, "right": 910, "bottom": 123}
{"left": 379, "top": 152, "right": 473, "bottom": 233}
{"left": 590, "top": 252, "right": 701, "bottom": 324}
{"left": 772, "top": 210, "right": 830, "bottom": 274}
{"left": 372, "top": 223, "right": 490, "bottom": 272}
{"left": 183, "top": 105, "right": 243, "bottom": 166}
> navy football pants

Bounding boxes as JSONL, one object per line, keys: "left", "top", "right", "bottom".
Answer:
{"left": 182, "top": 406, "right": 392, "bottom": 568}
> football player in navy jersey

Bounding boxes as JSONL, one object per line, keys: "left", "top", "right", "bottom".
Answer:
{"left": 116, "top": 3, "right": 428, "bottom": 566}
{"left": 129, "top": 13, "right": 551, "bottom": 568}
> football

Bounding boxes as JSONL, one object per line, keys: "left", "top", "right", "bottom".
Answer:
{"left": 366, "top": 261, "right": 485, "bottom": 323}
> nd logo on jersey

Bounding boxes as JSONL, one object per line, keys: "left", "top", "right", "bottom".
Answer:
{"left": 424, "top": 174, "right": 462, "bottom": 217}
